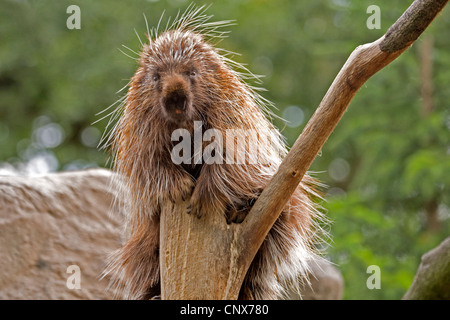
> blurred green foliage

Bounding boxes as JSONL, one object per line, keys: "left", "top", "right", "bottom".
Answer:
{"left": 0, "top": 0, "right": 448, "bottom": 299}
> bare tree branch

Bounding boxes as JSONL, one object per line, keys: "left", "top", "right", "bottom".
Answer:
{"left": 403, "top": 237, "right": 450, "bottom": 300}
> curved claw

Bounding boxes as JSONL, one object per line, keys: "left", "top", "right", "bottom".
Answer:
{"left": 196, "top": 206, "right": 203, "bottom": 219}
{"left": 186, "top": 202, "right": 203, "bottom": 219}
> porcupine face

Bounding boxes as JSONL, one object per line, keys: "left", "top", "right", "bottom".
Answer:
{"left": 139, "top": 30, "right": 219, "bottom": 126}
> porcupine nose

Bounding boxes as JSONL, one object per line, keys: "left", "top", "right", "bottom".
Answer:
{"left": 164, "top": 90, "right": 187, "bottom": 114}
{"left": 162, "top": 76, "right": 189, "bottom": 122}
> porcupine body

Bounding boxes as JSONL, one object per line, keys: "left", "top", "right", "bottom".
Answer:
{"left": 102, "top": 6, "right": 324, "bottom": 300}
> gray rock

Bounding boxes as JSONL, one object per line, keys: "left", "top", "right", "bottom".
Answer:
{"left": 0, "top": 169, "right": 123, "bottom": 299}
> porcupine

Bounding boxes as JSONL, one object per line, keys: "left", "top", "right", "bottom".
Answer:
{"left": 102, "top": 5, "right": 324, "bottom": 300}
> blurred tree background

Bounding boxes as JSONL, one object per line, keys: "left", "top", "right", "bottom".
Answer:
{"left": 0, "top": 0, "right": 448, "bottom": 299}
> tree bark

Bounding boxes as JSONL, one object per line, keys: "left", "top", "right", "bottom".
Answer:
{"left": 160, "top": 0, "right": 449, "bottom": 300}
{"left": 160, "top": 202, "right": 245, "bottom": 299}
{"left": 403, "top": 237, "right": 450, "bottom": 300}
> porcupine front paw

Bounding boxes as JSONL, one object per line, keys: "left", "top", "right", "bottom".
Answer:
{"left": 167, "top": 174, "right": 194, "bottom": 204}
{"left": 186, "top": 186, "right": 225, "bottom": 219}
{"left": 225, "top": 198, "right": 257, "bottom": 224}
{"left": 186, "top": 199, "right": 202, "bottom": 219}
{"left": 186, "top": 192, "right": 212, "bottom": 219}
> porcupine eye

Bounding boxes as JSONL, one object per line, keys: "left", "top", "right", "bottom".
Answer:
{"left": 185, "top": 69, "right": 197, "bottom": 80}
{"left": 152, "top": 73, "right": 160, "bottom": 82}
